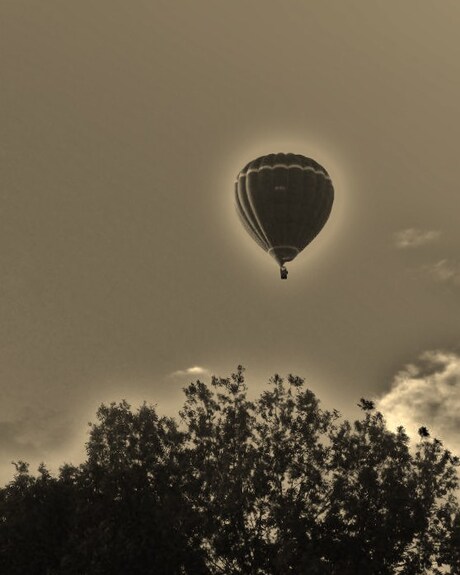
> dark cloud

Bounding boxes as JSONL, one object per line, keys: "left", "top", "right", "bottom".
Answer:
{"left": 0, "top": 420, "right": 38, "bottom": 456}
{"left": 0, "top": 406, "right": 77, "bottom": 485}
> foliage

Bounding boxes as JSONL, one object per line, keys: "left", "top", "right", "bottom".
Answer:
{"left": 0, "top": 368, "right": 458, "bottom": 574}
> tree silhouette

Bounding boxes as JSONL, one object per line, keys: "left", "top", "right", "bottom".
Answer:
{"left": 0, "top": 367, "right": 458, "bottom": 574}
{"left": 418, "top": 426, "right": 430, "bottom": 438}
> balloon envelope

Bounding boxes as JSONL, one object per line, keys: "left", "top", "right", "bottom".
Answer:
{"left": 235, "top": 153, "right": 334, "bottom": 267}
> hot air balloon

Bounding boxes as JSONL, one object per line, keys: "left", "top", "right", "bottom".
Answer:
{"left": 235, "top": 153, "right": 334, "bottom": 279}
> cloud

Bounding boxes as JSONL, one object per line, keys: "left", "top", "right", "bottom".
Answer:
{"left": 170, "top": 365, "right": 210, "bottom": 378}
{"left": 392, "top": 228, "right": 460, "bottom": 287}
{"left": 376, "top": 350, "right": 460, "bottom": 456}
{"left": 393, "top": 228, "right": 441, "bottom": 249}
{"left": 0, "top": 420, "right": 39, "bottom": 456}
{"left": 0, "top": 406, "right": 73, "bottom": 455}
{"left": 421, "top": 259, "right": 460, "bottom": 287}
{"left": 0, "top": 406, "right": 78, "bottom": 486}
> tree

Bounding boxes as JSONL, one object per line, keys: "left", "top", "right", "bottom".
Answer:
{"left": 0, "top": 461, "right": 73, "bottom": 575}
{"left": 61, "top": 400, "right": 207, "bottom": 575}
{"left": 0, "top": 402, "right": 206, "bottom": 575}
{"left": 179, "top": 368, "right": 460, "bottom": 574}
{"left": 0, "top": 367, "right": 458, "bottom": 574}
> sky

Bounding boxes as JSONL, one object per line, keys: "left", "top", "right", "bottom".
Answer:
{"left": 1, "top": 0, "right": 460, "bottom": 485}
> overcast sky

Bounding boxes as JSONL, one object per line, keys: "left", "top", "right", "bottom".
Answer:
{"left": 1, "top": 1, "right": 460, "bottom": 485}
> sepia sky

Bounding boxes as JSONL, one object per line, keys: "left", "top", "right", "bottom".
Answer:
{"left": 1, "top": 0, "right": 460, "bottom": 484}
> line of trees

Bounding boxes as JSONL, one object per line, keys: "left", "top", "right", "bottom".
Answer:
{"left": 1, "top": 367, "right": 459, "bottom": 574}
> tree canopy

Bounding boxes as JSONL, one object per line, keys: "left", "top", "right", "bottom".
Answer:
{"left": 1, "top": 367, "right": 458, "bottom": 574}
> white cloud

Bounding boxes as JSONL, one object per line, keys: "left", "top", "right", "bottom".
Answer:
{"left": 392, "top": 228, "right": 460, "bottom": 288}
{"left": 421, "top": 259, "right": 460, "bottom": 287}
{"left": 376, "top": 350, "right": 460, "bottom": 456}
{"left": 170, "top": 365, "right": 210, "bottom": 378}
{"left": 393, "top": 228, "right": 440, "bottom": 249}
